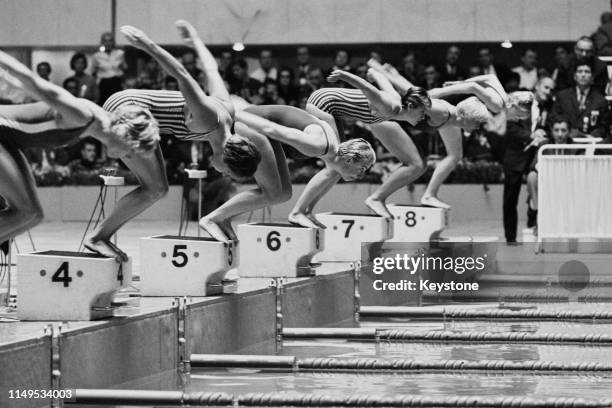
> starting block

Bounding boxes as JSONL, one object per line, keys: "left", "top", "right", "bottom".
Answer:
{"left": 238, "top": 223, "right": 323, "bottom": 277}
{"left": 315, "top": 212, "right": 393, "bottom": 262}
{"left": 387, "top": 204, "right": 449, "bottom": 242}
{"left": 17, "top": 251, "right": 132, "bottom": 321}
{"left": 139, "top": 235, "right": 235, "bottom": 296}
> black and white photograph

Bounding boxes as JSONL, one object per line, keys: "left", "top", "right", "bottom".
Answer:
{"left": 2, "top": 0, "right": 612, "bottom": 407}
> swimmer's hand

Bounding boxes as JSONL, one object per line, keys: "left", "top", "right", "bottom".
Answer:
{"left": 175, "top": 20, "right": 199, "bottom": 47}
{"left": 120, "top": 26, "right": 154, "bottom": 51}
{"left": 327, "top": 69, "right": 349, "bottom": 84}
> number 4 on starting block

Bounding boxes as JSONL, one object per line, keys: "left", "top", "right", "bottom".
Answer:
{"left": 387, "top": 204, "right": 449, "bottom": 242}
{"left": 238, "top": 223, "right": 323, "bottom": 277}
{"left": 17, "top": 251, "right": 132, "bottom": 321}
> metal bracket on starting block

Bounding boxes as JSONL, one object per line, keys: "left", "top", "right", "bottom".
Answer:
{"left": 315, "top": 213, "right": 393, "bottom": 262}
{"left": 386, "top": 204, "right": 449, "bottom": 242}
{"left": 173, "top": 297, "right": 191, "bottom": 375}
{"left": 238, "top": 223, "right": 323, "bottom": 277}
{"left": 140, "top": 236, "right": 235, "bottom": 296}
{"left": 352, "top": 261, "right": 361, "bottom": 324}
{"left": 270, "top": 277, "right": 285, "bottom": 352}
{"left": 44, "top": 323, "right": 63, "bottom": 408}
{"left": 18, "top": 251, "right": 131, "bottom": 321}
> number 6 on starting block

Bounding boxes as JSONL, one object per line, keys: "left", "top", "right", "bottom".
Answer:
{"left": 238, "top": 223, "right": 323, "bottom": 277}
{"left": 139, "top": 235, "right": 235, "bottom": 296}
{"left": 387, "top": 204, "right": 449, "bottom": 242}
{"left": 315, "top": 212, "right": 393, "bottom": 262}
{"left": 17, "top": 251, "right": 132, "bottom": 321}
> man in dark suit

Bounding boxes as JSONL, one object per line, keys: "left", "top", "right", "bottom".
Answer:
{"left": 503, "top": 77, "right": 555, "bottom": 243}
{"left": 438, "top": 45, "right": 467, "bottom": 84}
{"left": 551, "top": 62, "right": 610, "bottom": 139}
{"left": 478, "top": 47, "right": 512, "bottom": 86}
{"left": 555, "top": 36, "right": 608, "bottom": 93}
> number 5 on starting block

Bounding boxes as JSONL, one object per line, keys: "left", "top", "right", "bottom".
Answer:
{"left": 387, "top": 204, "right": 449, "bottom": 242}
{"left": 140, "top": 235, "right": 235, "bottom": 296}
{"left": 315, "top": 212, "right": 393, "bottom": 262}
{"left": 238, "top": 223, "right": 323, "bottom": 277}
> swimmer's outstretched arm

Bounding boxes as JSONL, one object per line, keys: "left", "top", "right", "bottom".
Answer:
{"left": 235, "top": 109, "right": 327, "bottom": 157}
{"left": 290, "top": 167, "right": 342, "bottom": 223}
{"left": 176, "top": 20, "right": 232, "bottom": 109}
{"left": 367, "top": 59, "right": 414, "bottom": 96}
{"left": 120, "top": 25, "right": 221, "bottom": 132}
{"left": 434, "top": 75, "right": 506, "bottom": 112}
{"left": 327, "top": 69, "right": 402, "bottom": 117}
{"left": 0, "top": 50, "right": 91, "bottom": 126}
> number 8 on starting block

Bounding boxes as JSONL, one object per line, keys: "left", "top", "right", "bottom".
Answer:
{"left": 238, "top": 223, "right": 323, "bottom": 277}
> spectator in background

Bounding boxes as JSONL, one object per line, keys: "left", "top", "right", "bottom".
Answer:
{"left": 277, "top": 67, "right": 299, "bottom": 106}
{"left": 36, "top": 62, "right": 51, "bottom": 81}
{"left": 251, "top": 49, "right": 277, "bottom": 83}
{"left": 66, "top": 52, "right": 97, "bottom": 101}
{"left": 121, "top": 76, "right": 138, "bottom": 90}
{"left": 551, "top": 45, "right": 570, "bottom": 82}
{"left": 467, "top": 65, "right": 482, "bottom": 78}
{"left": 502, "top": 76, "right": 555, "bottom": 243}
{"left": 218, "top": 50, "right": 233, "bottom": 80}
{"left": 512, "top": 49, "right": 539, "bottom": 90}
{"left": 228, "top": 59, "right": 261, "bottom": 102}
{"left": 295, "top": 46, "right": 311, "bottom": 85}
{"left": 62, "top": 77, "right": 80, "bottom": 97}
{"left": 354, "top": 63, "right": 369, "bottom": 80}
{"left": 330, "top": 49, "right": 352, "bottom": 73}
{"left": 181, "top": 50, "right": 202, "bottom": 80}
{"left": 525, "top": 117, "right": 573, "bottom": 229}
{"left": 137, "top": 71, "right": 156, "bottom": 89}
{"left": 261, "top": 79, "right": 286, "bottom": 105}
{"left": 141, "top": 58, "right": 164, "bottom": 90}
{"left": 551, "top": 62, "right": 609, "bottom": 139}
{"left": 91, "top": 31, "right": 126, "bottom": 104}
{"left": 438, "top": 45, "right": 466, "bottom": 83}
{"left": 299, "top": 66, "right": 324, "bottom": 98}
{"left": 400, "top": 51, "right": 425, "bottom": 86}
{"left": 592, "top": 11, "right": 612, "bottom": 56}
{"left": 68, "top": 139, "right": 103, "bottom": 184}
{"left": 477, "top": 47, "right": 511, "bottom": 85}
{"left": 555, "top": 36, "right": 608, "bottom": 93}
{"left": 422, "top": 64, "right": 441, "bottom": 90}
{"left": 163, "top": 75, "right": 179, "bottom": 91}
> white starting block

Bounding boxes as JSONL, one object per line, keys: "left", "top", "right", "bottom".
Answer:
{"left": 238, "top": 223, "right": 323, "bottom": 277}
{"left": 139, "top": 235, "right": 235, "bottom": 296}
{"left": 315, "top": 212, "right": 393, "bottom": 262}
{"left": 17, "top": 251, "right": 132, "bottom": 321}
{"left": 387, "top": 204, "right": 449, "bottom": 242}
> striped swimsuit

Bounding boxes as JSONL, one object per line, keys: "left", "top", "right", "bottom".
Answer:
{"left": 103, "top": 89, "right": 207, "bottom": 140}
{"left": 307, "top": 88, "right": 388, "bottom": 124}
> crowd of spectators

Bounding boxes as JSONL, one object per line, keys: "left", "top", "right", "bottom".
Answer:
{"left": 4, "top": 11, "right": 612, "bottom": 191}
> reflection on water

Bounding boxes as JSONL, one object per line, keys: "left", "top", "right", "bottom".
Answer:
{"left": 108, "top": 316, "right": 612, "bottom": 406}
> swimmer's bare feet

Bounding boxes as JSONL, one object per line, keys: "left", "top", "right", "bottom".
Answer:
{"left": 84, "top": 236, "right": 125, "bottom": 262}
{"left": 218, "top": 218, "right": 238, "bottom": 242}
{"left": 365, "top": 196, "right": 393, "bottom": 219}
{"left": 199, "top": 217, "right": 231, "bottom": 243}
{"left": 421, "top": 195, "right": 451, "bottom": 209}
{"left": 107, "top": 240, "right": 129, "bottom": 262}
{"left": 289, "top": 212, "right": 321, "bottom": 229}
{"left": 305, "top": 213, "right": 327, "bottom": 229}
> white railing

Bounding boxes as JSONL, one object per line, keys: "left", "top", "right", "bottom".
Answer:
{"left": 538, "top": 144, "right": 612, "bottom": 240}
